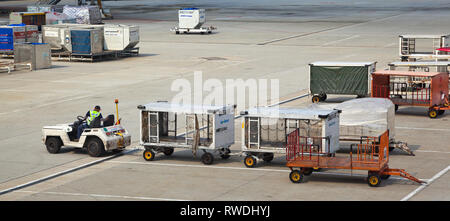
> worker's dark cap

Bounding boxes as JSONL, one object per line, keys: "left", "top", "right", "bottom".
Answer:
{"left": 94, "top": 105, "right": 101, "bottom": 110}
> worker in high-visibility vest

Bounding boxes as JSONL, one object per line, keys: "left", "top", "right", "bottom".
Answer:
{"left": 76, "top": 105, "right": 104, "bottom": 139}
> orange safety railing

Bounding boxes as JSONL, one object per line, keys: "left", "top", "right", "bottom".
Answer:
{"left": 285, "top": 129, "right": 330, "bottom": 165}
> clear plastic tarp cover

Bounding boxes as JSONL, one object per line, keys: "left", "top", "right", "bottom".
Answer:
{"left": 309, "top": 98, "right": 395, "bottom": 139}
{"left": 63, "top": 6, "right": 102, "bottom": 24}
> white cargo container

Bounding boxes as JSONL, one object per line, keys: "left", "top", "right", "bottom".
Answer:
{"left": 42, "top": 24, "right": 104, "bottom": 51}
{"left": 171, "top": 8, "right": 214, "bottom": 34}
{"left": 103, "top": 25, "right": 139, "bottom": 51}
{"left": 240, "top": 107, "right": 340, "bottom": 167}
{"left": 137, "top": 102, "right": 235, "bottom": 165}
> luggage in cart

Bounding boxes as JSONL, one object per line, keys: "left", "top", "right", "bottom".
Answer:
{"left": 137, "top": 102, "right": 235, "bottom": 165}
{"left": 286, "top": 130, "right": 424, "bottom": 187}
{"left": 240, "top": 107, "right": 340, "bottom": 167}
{"left": 371, "top": 70, "right": 450, "bottom": 118}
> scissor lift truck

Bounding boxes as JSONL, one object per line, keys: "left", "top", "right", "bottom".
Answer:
{"left": 171, "top": 8, "right": 216, "bottom": 34}
{"left": 137, "top": 102, "right": 235, "bottom": 165}
{"left": 286, "top": 130, "right": 424, "bottom": 187}
{"left": 42, "top": 100, "right": 131, "bottom": 157}
{"left": 240, "top": 107, "right": 340, "bottom": 168}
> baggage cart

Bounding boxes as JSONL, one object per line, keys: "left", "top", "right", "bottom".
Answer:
{"left": 240, "top": 107, "right": 340, "bottom": 167}
{"left": 371, "top": 70, "right": 450, "bottom": 118}
{"left": 286, "top": 130, "right": 424, "bottom": 187}
{"left": 399, "top": 34, "right": 450, "bottom": 61}
{"left": 137, "top": 102, "right": 235, "bottom": 165}
{"left": 309, "top": 61, "right": 376, "bottom": 103}
{"left": 171, "top": 8, "right": 216, "bottom": 34}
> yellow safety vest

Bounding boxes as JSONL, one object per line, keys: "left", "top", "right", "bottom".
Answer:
{"left": 87, "top": 110, "right": 100, "bottom": 126}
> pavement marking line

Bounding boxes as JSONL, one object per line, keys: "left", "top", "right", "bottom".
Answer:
{"left": 415, "top": 150, "right": 450, "bottom": 154}
{"left": 321, "top": 35, "right": 360, "bottom": 46}
{"left": 400, "top": 165, "right": 450, "bottom": 201}
{"left": 107, "top": 160, "right": 423, "bottom": 182}
{"left": 0, "top": 149, "right": 139, "bottom": 196}
{"left": 396, "top": 127, "right": 450, "bottom": 132}
{"left": 15, "top": 190, "right": 188, "bottom": 201}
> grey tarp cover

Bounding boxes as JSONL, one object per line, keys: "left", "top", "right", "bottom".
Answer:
{"left": 310, "top": 65, "right": 369, "bottom": 95}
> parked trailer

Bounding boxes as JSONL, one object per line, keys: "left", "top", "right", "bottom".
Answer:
{"left": 286, "top": 130, "right": 424, "bottom": 187}
{"left": 171, "top": 8, "right": 216, "bottom": 34}
{"left": 240, "top": 107, "right": 340, "bottom": 167}
{"left": 399, "top": 34, "right": 450, "bottom": 61}
{"left": 137, "top": 102, "right": 235, "bottom": 165}
{"left": 371, "top": 70, "right": 450, "bottom": 118}
{"left": 309, "top": 61, "right": 376, "bottom": 103}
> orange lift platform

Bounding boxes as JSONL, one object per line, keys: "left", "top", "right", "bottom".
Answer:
{"left": 285, "top": 130, "right": 425, "bottom": 187}
{"left": 371, "top": 70, "right": 450, "bottom": 118}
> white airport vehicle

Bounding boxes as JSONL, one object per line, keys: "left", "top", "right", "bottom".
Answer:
{"left": 137, "top": 102, "right": 235, "bottom": 165}
{"left": 42, "top": 100, "right": 131, "bottom": 157}
{"left": 171, "top": 8, "right": 216, "bottom": 34}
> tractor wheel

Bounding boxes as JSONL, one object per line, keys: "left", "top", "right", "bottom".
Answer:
{"left": 367, "top": 174, "right": 382, "bottom": 187}
{"left": 45, "top": 137, "right": 62, "bottom": 154}
{"left": 303, "top": 168, "right": 314, "bottom": 176}
{"left": 244, "top": 155, "right": 256, "bottom": 168}
{"left": 86, "top": 137, "right": 105, "bottom": 157}
{"left": 289, "top": 170, "right": 303, "bottom": 183}
{"left": 163, "top": 147, "right": 174, "bottom": 156}
{"left": 312, "top": 95, "right": 321, "bottom": 103}
{"left": 143, "top": 149, "right": 155, "bottom": 161}
{"left": 201, "top": 152, "right": 214, "bottom": 165}
{"left": 428, "top": 109, "right": 438, "bottom": 118}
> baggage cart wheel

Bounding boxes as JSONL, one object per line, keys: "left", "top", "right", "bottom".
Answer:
{"left": 220, "top": 148, "right": 231, "bottom": 159}
{"left": 319, "top": 93, "right": 327, "bottom": 101}
{"left": 395, "top": 105, "right": 399, "bottom": 112}
{"left": 389, "top": 146, "right": 395, "bottom": 152}
{"left": 86, "top": 137, "right": 105, "bottom": 157}
{"left": 45, "top": 137, "right": 62, "bottom": 154}
{"left": 289, "top": 170, "right": 303, "bottom": 183}
{"left": 163, "top": 147, "right": 174, "bottom": 156}
{"left": 175, "top": 31, "right": 180, "bottom": 34}
{"left": 143, "top": 149, "right": 155, "bottom": 161}
{"left": 244, "top": 155, "right": 256, "bottom": 168}
{"left": 381, "top": 174, "right": 391, "bottom": 180}
{"left": 367, "top": 174, "right": 381, "bottom": 187}
{"left": 303, "top": 168, "right": 313, "bottom": 176}
{"left": 438, "top": 110, "right": 445, "bottom": 115}
{"left": 312, "top": 95, "right": 321, "bottom": 103}
{"left": 313, "top": 167, "right": 321, "bottom": 172}
{"left": 428, "top": 109, "right": 438, "bottom": 118}
{"left": 201, "top": 152, "right": 214, "bottom": 165}
{"left": 262, "top": 153, "right": 274, "bottom": 162}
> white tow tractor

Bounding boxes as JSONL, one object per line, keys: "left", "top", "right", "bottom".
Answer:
{"left": 42, "top": 99, "right": 131, "bottom": 157}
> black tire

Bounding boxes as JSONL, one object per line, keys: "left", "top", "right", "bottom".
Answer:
{"left": 175, "top": 31, "right": 179, "bottom": 34}
{"left": 112, "top": 149, "right": 124, "bottom": 154}
{"left": 312, "top": 95, "right": 321, "bottom": 103}
{"left": 244, "top": 155, "right": 256, "bottom": 168}
{"left": 395, "top": 105, "right": 399, "bottom": 112}
{"left": 381, "top": 174, "right": 391, "bottom": 180}
{"left": 389, "top": 146, "right": 395, "bottom": 152}
{"left": 320, "top": 93, "right": 327, "bottom": 101}
{"left": 201, "top": 152, "right": 214, "bottom": 165}
{"left": 428, "top": 109, "right": 438, "bottom": 118}
{"left": 303, "top": 168, "right": 313, "bottom": 176}
{"left": 86, "top": 137, "right": 105, "bottom": 157}
{"left": 163, "top": 147, "right": 174, "bottom": 156}
{"left": 262, "top": 153, "right": 274, "bottom": 162}
{"left": 45, "top": 137, "right": 62, "bottom": 154}
{"left": 438, "top": 110, "right": 445, "bottom": 115}
{"left": 289, "top": 170, "right": 303, "bottom": 183}
{"left": 367, "top": 174, "right": 382, "bottom": 187}
{"left": 143, "top": 149, "right": 155, "bottom": 161}
{"left": 220, "top": 148, "right": 231, "bottom": 159}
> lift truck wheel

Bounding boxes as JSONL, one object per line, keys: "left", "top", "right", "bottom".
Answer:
{"left": 428, "top": 109, "right": 438, "bottom": 118}
{"left": 163, "top": 147, "right": 174, "bottom": 156}
{"left": 312, "top": 95, "right": 321, "bottom": 103}
{"left": 201, "top": 152, "right": 214, "bottom": 165}
{"left": 244, "top": 155, "right": 256, "bottom": 168}
{"left": 367, "top": 174, "right": 382, "bottom": 187}
{"left": 303, "top": 168, "right": 313, "bottom": 176}
{"left": 45, "top": 137, "right": 62, "bottom": 154}
{"left": 143, "top": 149, "right": 155, "bottom": 161}
{"left": 86, "top": 137, "right": 105, "bottom": 157}
{"left": 262, "top": 153, "right": 274, "bottom": 162}
{"left": 289, "top": 170, "right": 303, "bottom": 183}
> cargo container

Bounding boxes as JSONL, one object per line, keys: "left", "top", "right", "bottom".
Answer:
{"left": 42, "top": 24, "right": 104, "bottom": 51}
{"left": 0, "top": 26, "right": 26, "bottom": 52}
{"left": 25, "top": 25, "right": 39, "bottom": 43}
{"left": 9, "top": 12, "right": 46, "bottom": 31}
{"left": 240, "top": 107, "right": 340, "bottom": 167}
{"left": 309, "top": 61, "right": 377, "bottom": 103}
{"left": 14, "top": 43, "right": 51, "bottom": 70}
{"left": 63, "top": 6, "right": 102, "bottom": 24}
{"left": 172, "top": 8, "right": 214, "bottom": 34}
{"left": 137, "top": 102, "right": 235, "bottom": 165}
{"left": 70, "top": 28, "right": 103, "bottom": 55}
{"left": 103, "top": 25, "right": 139, "bottom": 51}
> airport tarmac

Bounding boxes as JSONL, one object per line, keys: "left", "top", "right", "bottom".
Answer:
{"left": 0, "top": 0, "right": 449, "bottom": 201}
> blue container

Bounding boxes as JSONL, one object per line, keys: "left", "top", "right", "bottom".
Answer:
{"left": 0, "top": 28, "right": 14, "bottom": 51}
{"left": 70, "top": 29, "right": 103, "bottom": 55}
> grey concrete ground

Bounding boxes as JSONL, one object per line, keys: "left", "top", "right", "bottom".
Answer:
{"left": 0, "top": 0, "right": 449, "bottom": 201}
